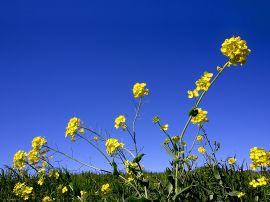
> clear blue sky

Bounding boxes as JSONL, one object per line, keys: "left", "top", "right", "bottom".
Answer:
{"left": 1, "top": 0, "right": 270, "bottom": 172}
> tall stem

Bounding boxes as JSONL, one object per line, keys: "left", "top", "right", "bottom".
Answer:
{"left": 46, "top": 146, "right": 111, "bottom": 173}
{"left": 175, "top": 62, "right": 229, "bottom": 194}
{"left": 78, "top": 134, "right": 112, "bottom": 166}
{"left": 132, "top": 98, "right": 142, "bottom": 156}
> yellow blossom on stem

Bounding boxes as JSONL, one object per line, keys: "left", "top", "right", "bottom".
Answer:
{"left": 187, "top": 154, "right": 198, "bottom": 161}
{"left": 13, "top": 182, "right": 33, "bottom": 200}
{"left": 13, "top": 150, "right": 27, "bottom": 170}
{"left": 65, "top": 117, "right": 81, "bottom": 141}
{"left": 221, "top": 36, "right": 251, "bottom": 66}
{"left": 62, "top": 186, "right": 68, "bottom": 193}
{"left": 160, "top": 124, "right": 169, "bottom": 131}
{"left": 152, "top": 116, "right": 160, "bottom": 124}
{"left": 31, "top": 136, "right": 47, "bottom": 150}
{"left": 163, "top": 138, "right": 170, "bottom": 144}
{"left": 191, "top": 108, "right": 208, "bottom": 125}
{"left": 101, "top": 183, "right": 110, "bottom": 194}
{"left": 228, "top": 157, "right": 236, "bottom": 165}
{"left": 133, "top": 83, "right": 149, "bottom": 98}
{"left": 196, "top": 135, "right": 203, "bottom": 141}
{"left": 105, "top": 138, "right": 124, "bottom": 156}
{"left": 187, "top": 89, "right": 199, "bottom": 98}
{"left": 249, "top": 147, "right": 270, "bottom": 170}
{"left": 249, "top": 176, "right": 268, "bottom": 188}
{"left": 42, "top": 196, "right": 52, "bottom": 202}
{"left": 237, "top": 192, "right": 245, "bottom": 198}
{"left": 171, "top": 136, "right": 180, "bottom": 142}
{"left": 114, "top": 115, "right": 127, "bottom": 129}
{"left": 198, "top": 147, "right": 206, "bottom": 154}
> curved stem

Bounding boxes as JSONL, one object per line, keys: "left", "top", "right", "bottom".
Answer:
{"left": 119, "top": 175, "right": 141, "bottom": 197}
{"left": 45, "top": 146, "right": 111, "bottom": 173}
{"left": 77, "top": 134, "right": 112, "bottom": 166}
{"left": 132, "top": 98, "right": 142, "bottom": 156}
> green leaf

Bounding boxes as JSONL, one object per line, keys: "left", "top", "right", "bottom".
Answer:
{"left": 133, "top": 154, "right": 145, "bottom": 163}
{"left": 111, "top": 160, "right": 119, "bottom": 176}
{"left": 162, "top": 144, "right": 178, "bottom": 160}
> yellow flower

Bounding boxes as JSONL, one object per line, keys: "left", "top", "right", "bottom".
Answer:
{"left": 249, "top": 176, "right": 268, "bottom": 188}
{"left": 237, "top": 192, "right": 245, "bottom": 198}
{"left": 78, "top": 191, "right": 88, "bottom": 200}
{"left": 65, "top": 117, "right": 81, "bottom": 141}
{"left": 13, "top": 182, "right": 33, "bottom": 200}
{"left": 221, "top": 36, "right": 251, "bottom": 66}
{"left": 79, "top": 128, "right": 85, "bottom": 134}
{"left": 171, "top": 136, "right": 180, "bottom": 142}
{"left": 105, "top": 138, "right": 124, "bottom": 156}
{"left": 49, "top": 170, "right": 60, "bottom": 179}
{"left": 13, "top": 150, "right": 27, "bottom": 170}
{"left": 249, "top": 147, "right": 270, "bottom": 170}
{"left": 152, "top": 116, "right": 160, "bottom": 124}
{"left": 160, "top": 124, "right": 169, "bottom": 131}
{"left": 101, "top": 183, "right": 110, "bottom": 194}
{"left": 198, "top": 147, "right": 206, "bottom": 154}
{"left": 191, "top": 108, "right": 208, "bottom": 125}
{"left": 42, "top": 196, "right": 52, "bottom": 202}
{"left": 62, "top": 186, "right": 68, "bottom": 193}
{"left": 124, "top": 160, "right": 140, "bottom": 175}
{"left": 196, "top": 135, "right": 203, "bottom": 141}
{"left": 195, "top": 72, "right": 213, "bottom": 91}
{"left": 133, "top": 83, "right": 149, "bottom": 98}
{"left": 187, "top": 89, "right": 199, "bottom": 98}
{"left": 32, "top": 136, "right": 47, "bottom": 150}
{"left": 163, "top": 138, "right": 170, "bottom": 144}
{"left": 28, "top": 149, "right": 40, "bottom": 165}
{"left": 94, "top": 136, "right": 99, "bottom": 141}
{"left": 114, "top": 115, "right": 127, "bottom": 129}
{"left": 187, "top": 154, "right": 198, "bottom": 161}
{"left": 228, "top": 157, "right": 236, "bottom": 165}
{"left": 38, "top": 177, "right": 44, "bottom": 186}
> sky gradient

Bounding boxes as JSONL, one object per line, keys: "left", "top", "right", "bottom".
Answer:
{"left": 1, "top": 0, "right": 270, "bottom": 172}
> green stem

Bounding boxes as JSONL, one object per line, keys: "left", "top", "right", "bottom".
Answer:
{"left": 77, "top": 134, "right": 112, "bottom": 166}
{"left": 132, "top": 98, "right": 142, "bottom": 156}
{"left": 46, "top": 146, "right": 111, "bottom": 173}
{"left": 119, "top": 175, "right": 141, "bottom": 197}
{"left": 175, "top": 62, "right": 229, "bottom": 195}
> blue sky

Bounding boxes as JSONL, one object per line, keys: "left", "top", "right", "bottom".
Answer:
{"left": 1, "top": 0, "right": 270, "bottom": 172}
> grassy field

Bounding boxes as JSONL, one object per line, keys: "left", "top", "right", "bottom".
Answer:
{"left": 1, "top": 165, "right": 270, "bottom": 201}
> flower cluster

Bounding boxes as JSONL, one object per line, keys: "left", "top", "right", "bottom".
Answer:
{"left": 124, "top": 160, "right": 141, "bottom": 180}
{"left": 221, "top": 36, "right": 251, "bottom": 66}
{"left": 133, "top": 83, "right": 149, "bottom": 98}
{"left": 196, "top": 135, "right": 203, "bottom": 141}
{"left": 160, "top": 124, "right": 168, "bottom": 131}
{"left": 237, "top": 192, "right": 245, "bottom": 198}
{"left": 198, "top": 147, "right": 206, "bottom": 154}
{"left": 101, "top": 183, "right": 110, "bottom": 194}
{"left": 114, "top": 115, "right": 127, "bottom": 129}
{"left": 13, "top": 182, "right": 33, "bottom": 200}
{"left": 228, "top": 157, "right": 236, "bottom": 165}
{"left": 191, "top": 108, "right": 208, "bottom": 125}
{"left": 42, "top": 196, "right": 53, "bottom": 202}
{"left": 105, "top": 138, "right": 124, "bottom": 156}
{"left": 171, "top": 136, "right": 180, "bottom": 142}
{"left": 249, "top": 176, "right": 268, "bottom": 188}
{"left": 65, "top": 117, "right": 81, "bottom": 141}
{"left": 249, "top": 147, "right": 270, "bottom": 170}
{"left": 28, "top": 136, "right": 47, "bottom": 166}
{"left": 13, "top": 150, "right": 27, "bottom": 170}
{"left": 187, "top": 154, "right": 198, "bottom": 161}
{"left": 188, "top": 72, "right": 213, "bottom": 99}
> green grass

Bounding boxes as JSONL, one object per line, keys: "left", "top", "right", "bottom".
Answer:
{"left": 1, "top": 165, "right": 270, "bottom": 201}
